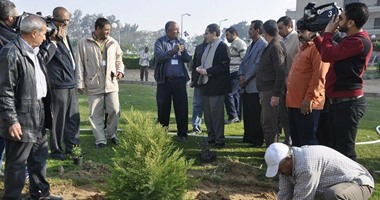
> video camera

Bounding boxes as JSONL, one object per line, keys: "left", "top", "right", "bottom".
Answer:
{"left": 298, "top": 2, "right": 342, "bottom": 32}
{"left": 14, "top": 12, "right": 65, "bottom": 37}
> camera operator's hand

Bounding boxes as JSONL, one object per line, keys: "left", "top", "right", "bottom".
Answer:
{"left": 49, "top": 28, "right": 64, "bottom": 44}
{"left": 325, "top": 14, "right": 339, "bottom": 33}
{"left": 309, "top": 31, "right": 318, "bottom": 40}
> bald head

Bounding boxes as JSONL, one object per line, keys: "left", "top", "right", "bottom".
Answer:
{"left": 52, "top": 7, "right": 70, "bottom": 27}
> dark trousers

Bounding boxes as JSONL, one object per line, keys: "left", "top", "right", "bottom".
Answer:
{"left": 279, "top": 90, "right": 291, "bottom": 145}
{"left": 316, "top": 101, "right": 330, "bottom": 146}
{"left": 140, "top": 65, "right": 148, "bottom": 81}
{"left": 3, "top": 101, "right": 50, "bottom": 200}
{"left": 203, "top": 95, "right": 225, "bottom": 144}
{"left": 50, "top": 88, "right": 80, "bottom": 155}
{"left": 328, "top": 97, "right": 366, "bottom": 161}
{"left": 259, "top": 91, "right": 279, "bottom": 147}
{"left": 224, "top": 72, "right": 240, "bottom": 119}
{"left": 288, "top": 108, "right": 320, "bottom": 147}
{"left": 156, "top": 77, "right": 188, "bottom": 136}
{"left": 242, "top": 92, "right": 263, "bottom": 145}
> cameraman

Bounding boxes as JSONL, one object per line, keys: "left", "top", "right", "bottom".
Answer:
{"left": 46, "top": 7, "right": 80, "bottom": 161}
{"left": 313, "top": 2, "right": 372, "bottom": 161}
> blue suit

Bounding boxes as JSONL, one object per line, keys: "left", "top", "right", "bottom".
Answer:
{"left": 238, "top": 37, "right": 267, "bottom": 145}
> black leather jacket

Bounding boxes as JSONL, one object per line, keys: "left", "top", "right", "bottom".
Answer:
{"left": 0, "top": 36, "right": 56, "bottom": 142}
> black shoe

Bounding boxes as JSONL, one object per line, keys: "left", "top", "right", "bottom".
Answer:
{"left": 238, "top": 139, "right": 253, "bottom": 144}
{"left": 177, "top": 136, "right": 186, "bottom": 142}
{"left": 251, "top": 144, "right": 263, "bottom": 148}
{"left": 213, "top": 143, "right": 225, "bottom": 149}
{"left": 50, "top": 153, "right": 66, "bottom": 160}
{"left": 111, "top": 137, "right": 120, "bottom": 145}
{"left": 96, "top": 143, "right": 106, "bottom": 149}
{"left": 206, "top": 139, "right": 215, "bottom": 144}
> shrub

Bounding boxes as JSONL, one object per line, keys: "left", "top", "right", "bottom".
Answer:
{"left": 122, "top": 56, "right": 140, "bottom": 69}
{"left": 106, "top": 110, "right": 194, "bottom": 200}
{"left": 72, "top": 146, "right": 82, "bottom": 158}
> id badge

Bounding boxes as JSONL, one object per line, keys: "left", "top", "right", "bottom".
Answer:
{"left": 102, "top": 60, "right": 106, "bottom": 67}
{"left": 171, "top": 59, "right": 179, "bottom": 65}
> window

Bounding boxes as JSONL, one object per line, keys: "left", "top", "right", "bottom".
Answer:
{"left": 375, "top": 18, "right": 380, "bottom": 29}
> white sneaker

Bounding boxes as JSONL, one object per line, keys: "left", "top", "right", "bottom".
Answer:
{"left": 225, "top": 117, "right": 240, "bottom": 124}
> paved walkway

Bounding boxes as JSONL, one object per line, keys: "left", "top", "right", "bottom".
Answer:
{"left": 122, "top": 69, "right": 380, "bottom": 97}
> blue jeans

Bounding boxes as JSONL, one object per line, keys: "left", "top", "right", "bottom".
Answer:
{"left": 328, "top": 97, "right": 366, "bottom": 161}
{"left": 0, "top": 136, "right": 4, "bottom": 170}
{"left": 224, "top": 72, "right": 240, "bottom": 119}
{"left": 192, "top": 87, "right": 203, "bottom": 131}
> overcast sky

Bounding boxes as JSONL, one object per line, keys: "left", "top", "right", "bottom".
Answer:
{"left": 11, "top": 0, "right": 296, "bottom": 36}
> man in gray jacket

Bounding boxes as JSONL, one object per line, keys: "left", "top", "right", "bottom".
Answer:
{"left": 238, "top": 20, "right": 267, "bottom": 147}
{"left": 76, "top": 18, "right": 125, "bottom": 149}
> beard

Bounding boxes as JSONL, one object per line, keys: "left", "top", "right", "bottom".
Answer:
{"left": 338, "top": 23, "right": 348, "bottom": 33}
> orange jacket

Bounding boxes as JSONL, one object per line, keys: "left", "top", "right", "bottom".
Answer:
{"left": 286, "top": 41, "right": 329, "bottom": 110}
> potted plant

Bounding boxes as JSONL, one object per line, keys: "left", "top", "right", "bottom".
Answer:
{"left": 72, "top": 146, "right": 83, "bottom": 166}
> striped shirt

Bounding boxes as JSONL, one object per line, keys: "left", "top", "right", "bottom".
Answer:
{"left": 278, "top": 145, "right": 374, "bottom": 200}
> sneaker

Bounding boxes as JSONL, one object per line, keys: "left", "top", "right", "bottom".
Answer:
{"left": 111, "top": 137, "right": 120, "bottom": 145}
{"left": 225, "top": 117, "right": 240, "bottom": 124}
{"left": 192, "top": 127, "right": 202, "bottom": 134}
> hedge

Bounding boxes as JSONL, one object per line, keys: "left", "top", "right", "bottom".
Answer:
{"left": 122, "top": 56, "right": 155, "bottom": 69}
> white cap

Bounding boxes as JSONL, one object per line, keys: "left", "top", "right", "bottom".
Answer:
{"left": 264, "top": 143, "right": 290, "bottom": 177}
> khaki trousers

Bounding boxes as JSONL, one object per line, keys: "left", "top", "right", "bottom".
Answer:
{"left": 88, "top": 92, "right": 120, "bottom": 144}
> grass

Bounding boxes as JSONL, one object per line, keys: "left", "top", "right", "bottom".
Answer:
{"left": 1, "top": 83, "right": 379, "bottom": 199}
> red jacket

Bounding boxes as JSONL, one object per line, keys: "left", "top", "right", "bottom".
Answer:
{"left": 313, "top": 31, "right": 372, "bottom": 98}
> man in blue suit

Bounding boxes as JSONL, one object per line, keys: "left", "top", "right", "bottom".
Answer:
{"left": 238, "top": 20, "right": 268, "bottom": 147}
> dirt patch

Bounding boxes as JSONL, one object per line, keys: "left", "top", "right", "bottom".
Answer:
{"left": 186, "top": 160, "right": 278, "bottom": 200}
{"left": 2, "top": 159, "right": 278, "bottom": 199}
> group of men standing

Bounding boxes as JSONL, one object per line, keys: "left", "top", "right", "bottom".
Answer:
{"left": 0, "top": 1, "right": 124, "bottom": 199}
{"left": 154, "top": 2, "right": 374, "bottom": 199}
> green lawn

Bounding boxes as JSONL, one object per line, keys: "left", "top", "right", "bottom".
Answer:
{"left": 80, "top": 84, "right": 380, "bottom": 199}
{"left": 1, "top": 83, "right": 379, "bottom": 199}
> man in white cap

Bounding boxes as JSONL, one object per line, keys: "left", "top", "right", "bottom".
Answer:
{"left": 264, "top": 143, "right": 374, "bottom": 199}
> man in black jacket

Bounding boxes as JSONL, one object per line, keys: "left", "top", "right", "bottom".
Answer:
{"left": 0, "top": 0, "right": 18, "bottom": 177}
{"left": 196, "top": 24, "right": 231, "bottom": 148}
{"left": 0, "top": 15, "right": 62, "bottom": 200}
{"left": 47, "top": 7, "right": 80, "bottom": 160}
